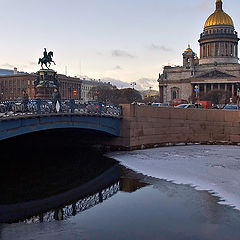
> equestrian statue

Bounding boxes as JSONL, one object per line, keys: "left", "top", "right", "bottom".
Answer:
{"left": 38, "top": 48, "right": 56, "bottom": 69}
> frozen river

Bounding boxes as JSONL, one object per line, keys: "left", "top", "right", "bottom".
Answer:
{"left": 1, "top": 145, "right": 240, "bottom": 240}
{"left": 108, "top": 145, "right": 240, "bottom": 210}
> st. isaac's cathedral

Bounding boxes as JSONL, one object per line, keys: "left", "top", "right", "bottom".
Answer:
{"left": 158, "top": 0, "right": 240, "bottom": 103}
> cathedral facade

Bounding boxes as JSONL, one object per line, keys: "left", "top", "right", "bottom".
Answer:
{"left": 158, "top": 0, "right": 240, "bottom": 103}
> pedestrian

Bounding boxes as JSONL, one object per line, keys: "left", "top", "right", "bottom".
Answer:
{"left": 22, "top": 90, "right": 29, "bottom": 112}
{"left": 52, "top": 88, "right": 61, "bottom": 112}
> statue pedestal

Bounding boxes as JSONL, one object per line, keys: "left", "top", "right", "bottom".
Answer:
{"left": 34, "top": 69, "right": 59, "bottom": 99}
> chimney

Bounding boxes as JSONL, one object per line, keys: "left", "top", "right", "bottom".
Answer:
{"left": 13, "top": 67, "right": 17, "bottom": 75}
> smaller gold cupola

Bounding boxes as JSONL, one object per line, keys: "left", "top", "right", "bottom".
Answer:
{"left": 183, "top": 44, "right": 198, "bottom": 68}
{"left": 185, "top": 44, "right": 193, "bottom": 52}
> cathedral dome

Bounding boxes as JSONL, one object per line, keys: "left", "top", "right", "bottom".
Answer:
{"left": 204, "top": 0, "right": 234, "bottom": 28}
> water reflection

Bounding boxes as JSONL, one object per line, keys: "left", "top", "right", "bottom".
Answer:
{"left": 1, "top": 141, "right": 240, "bottom": 239}
{"left": 0, "top": 163, "right": 120, "bottom": 224}
{"left": 1, "top": 163, "right": 240, "bottom": 240}
{"left": 0, "top": 165, "right": 150, "bottom": 224}
{"left": 23, "top": 182, "right": 120, "bottom": 224}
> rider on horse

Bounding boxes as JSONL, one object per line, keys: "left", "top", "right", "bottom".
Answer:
{"left": 38, "top": 48, "right": 56, "bottom": 69}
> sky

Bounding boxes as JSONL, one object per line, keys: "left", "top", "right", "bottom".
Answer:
{"left": 0, "top": 0, "right": 239, "bottom": 90}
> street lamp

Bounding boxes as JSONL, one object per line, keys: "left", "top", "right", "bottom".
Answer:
{"left": 236, "top": 83, "right": 240, "bottom": 106}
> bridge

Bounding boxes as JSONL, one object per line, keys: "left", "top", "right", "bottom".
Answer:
{"left": 0, "top": 100, "right": 122, "bottom": 141}
{"left": 1, "top": 100, "right": 240, "bottom": 149}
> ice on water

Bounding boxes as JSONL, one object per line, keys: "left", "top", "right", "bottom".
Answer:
{"left": 108, "top": 145, "right": 240, "bottom": 210}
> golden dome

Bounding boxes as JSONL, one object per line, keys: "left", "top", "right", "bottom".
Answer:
{"left": 204, "top": 0, "right": 234, "bottom": 28}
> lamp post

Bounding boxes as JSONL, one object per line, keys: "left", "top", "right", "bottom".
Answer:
{"left": 194, "top": 84, "right": 199, "bottom": 103}
{"left": 237, "top": 83, "right": 240, "bottom": 106}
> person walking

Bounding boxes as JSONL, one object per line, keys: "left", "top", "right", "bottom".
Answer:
{"left": 52, "top": 88, "right": 61, "bottom": 112}
{"left": 22, "top": 90, "right": 29, "bottom": 112}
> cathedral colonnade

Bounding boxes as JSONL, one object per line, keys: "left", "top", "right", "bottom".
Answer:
{"left": 192, "top": 82, "right": 239, "bottom": 98}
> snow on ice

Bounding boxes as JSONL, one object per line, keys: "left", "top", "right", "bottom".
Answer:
{"left": 107, "top": 145, "right": 240, "bottom": 210}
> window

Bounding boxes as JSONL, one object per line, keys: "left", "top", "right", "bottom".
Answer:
{"left": 171, "top": 87, "right": 180, "bottom": 100}
{"left": 172, "top": 91, "right": 177, "bottom": 99}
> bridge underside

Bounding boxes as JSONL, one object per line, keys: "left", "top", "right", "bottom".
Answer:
{"left": 0, "top": 114, "right": 121, "bottom": 141}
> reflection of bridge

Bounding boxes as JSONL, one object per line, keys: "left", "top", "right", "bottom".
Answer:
{"left": 24, "top": 181, "right": 120, "bottom": 223}
{"left": 0, "top": 165, "right": 120, "bottom": 223}
{"left": 0, "top": 100, "right": 122, "bottom": 140}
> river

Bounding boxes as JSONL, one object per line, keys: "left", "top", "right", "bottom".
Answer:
{"left": 0, "top": 143, "right": 240, "bottom": 240}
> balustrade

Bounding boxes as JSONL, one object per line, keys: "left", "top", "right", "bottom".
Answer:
{"left": 0, "top": 99, "right": 122, "bottom": 118}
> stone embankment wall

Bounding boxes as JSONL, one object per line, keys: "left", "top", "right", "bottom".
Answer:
{"left": 109, "top": 104, "right": 240, "bottom": 150}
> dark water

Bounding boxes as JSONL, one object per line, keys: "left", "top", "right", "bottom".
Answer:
{"left": 0, "top": 134, "right": 240, "bottom": 240}
{"left": 0, "top": 166, "right": 240, "bottom": 240}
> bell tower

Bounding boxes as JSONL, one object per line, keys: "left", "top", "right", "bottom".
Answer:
{"left": 183, "top": 45, "right": 199, "bottom": 68}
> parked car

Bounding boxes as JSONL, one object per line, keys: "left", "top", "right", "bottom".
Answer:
{"left": 194, "top": 103, "right": 204, "bottom": 109}
{"left": 197, "top": 101, "right": 212, "bottom": 109}
{"left": 175, "top": 104, "right": 195, "bottom": 108}
{"left": 152, "top": 103, "right": 172, "bottom": 107}
{"left": 137, "top": 102, "right": 145, "bottom": 106}
{"left": 175, "top": 103, "right": 203, "bottom": 109}
{"left": 223, "top": 104, "right": 239, "bottom": 110}
{"left": 172, "top": 99, "right": 188, "bottom": 107}
{"left": 152, "top": 103, "right": 161, "bottom": 107}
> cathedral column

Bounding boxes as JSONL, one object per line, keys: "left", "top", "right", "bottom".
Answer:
{"left": 204, "top": 84, "right": 207, "bottom": 95}
{"left": 218, "top": 84, "right": 221, "bottom": 90}
{"left": 211, "top": 84, "right": 214, "bottom": 91}
{"left": 225, "top": 84, "right": 227, "bottom": 92}
{"left": 232, "top": 84, "right": 235, "bottom": 97}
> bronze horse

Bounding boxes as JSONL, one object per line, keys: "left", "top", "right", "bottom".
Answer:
{"left": 38, "top": 51, "right": 56, "bottom": 69}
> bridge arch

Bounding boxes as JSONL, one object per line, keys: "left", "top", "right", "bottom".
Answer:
{"left": 0, "top": 114, "right": 121, "bottom": 141}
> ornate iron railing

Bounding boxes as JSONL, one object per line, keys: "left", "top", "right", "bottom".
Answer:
{"left": 23, "top": 181, "right": 120, "bottom": 224}
{"left": 0, "top": 99, "right": 122, "bottom": 118}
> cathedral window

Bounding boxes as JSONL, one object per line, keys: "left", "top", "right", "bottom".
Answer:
{"left": 172, "top": 91, "right": 177, "bottom": 99}
{"left": 171, "top": 87, "right": 180, "bottom": 100}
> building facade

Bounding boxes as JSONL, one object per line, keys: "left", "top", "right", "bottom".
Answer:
{"left": 158, "top": 0, "right": 240, "bottom": 103}
{"left": 80, "top": 79, "right": 113, "bottom": 102}
{"left": 0, "top": 70, "right": 113, "bottom": 102}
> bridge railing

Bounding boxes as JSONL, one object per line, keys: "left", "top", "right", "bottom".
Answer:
{"left": 0, "top": 99, "right": 122, "bottom": 118}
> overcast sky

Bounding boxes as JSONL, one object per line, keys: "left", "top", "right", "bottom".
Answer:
{"left": 0, "top": 0, "right": 239, "bottom": 90}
